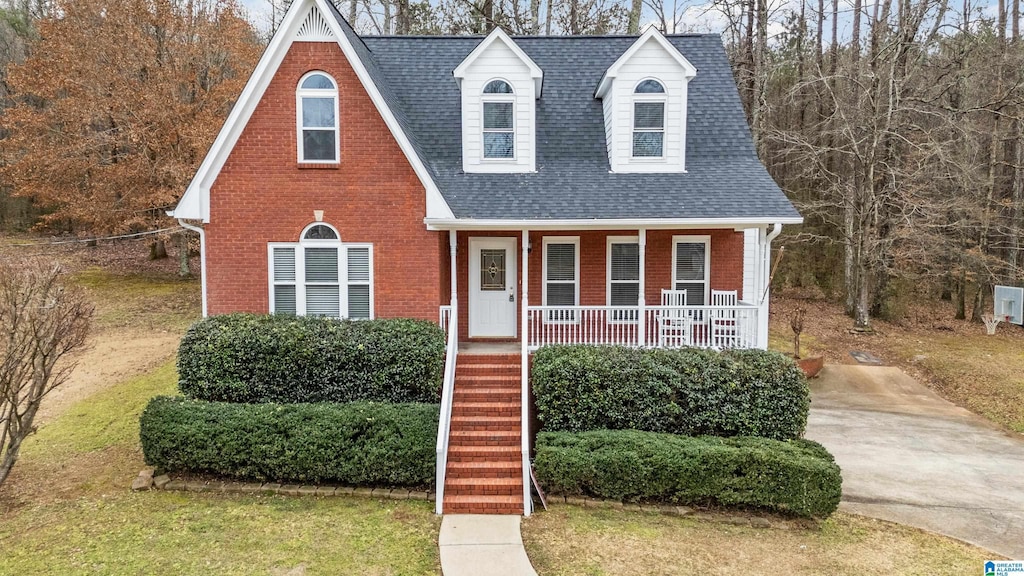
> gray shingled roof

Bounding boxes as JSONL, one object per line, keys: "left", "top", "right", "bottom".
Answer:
{"left": 331, "top": 16, "right": 799, "bottom": 221}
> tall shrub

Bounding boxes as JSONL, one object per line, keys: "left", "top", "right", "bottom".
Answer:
{"left": 177, "top": 314, "right": 445, "bottom": 404}
{"left": 534, "top": 430, "right": 841, "bottom": 518}
{"left": 532, "top": 345, "right": 809, "bottom": 440}
{"left": 140, "top": 397, "right": 438, "bottom": 486}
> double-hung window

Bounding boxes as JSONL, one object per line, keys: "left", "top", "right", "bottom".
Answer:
{"left": 269, "top": 224, "right": 373, "bottom": 318}
{"left": 607, "top": 237, "right": 640, "bottom": 322}
{"left": 482, "top": 79, "right": 515, "bottom": 160}
{"left": 297, "top": 71, "right": 339, "bottom": 163}
{"left": 672, "top": 236, "right": 710, "bottom": 305}
{"left": 632, "top": 79, "right": 666, "bottom": 158}
{"left": 543, "top": 237, "right": 579, "bottom": 322}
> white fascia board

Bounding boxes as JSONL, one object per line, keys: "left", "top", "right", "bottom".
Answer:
{"left": 453, "top": 28, "right": 544, "bottom": 96}
{"left": 424, "top": 216, "right": 803, "bottom": 231}
{"left": 170, "top": 0, "right": 454, "bottom": 222}
{"left": 595, "top": 28, "right": 698, "bottom": 98}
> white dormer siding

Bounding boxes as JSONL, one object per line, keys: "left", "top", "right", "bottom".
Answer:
{"left": 596, "top": 29, "right": 697, "bottom": 173}
{"left": 454, "top": 29, "right": 542, "bottom": 173}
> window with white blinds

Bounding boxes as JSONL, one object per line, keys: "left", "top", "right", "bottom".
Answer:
{"left": 543, "top": 237, "right": 580, "bottom": 322}
{"left": 268, "top": 226, "right": 373, "bottom": 318}
{"left": 672, "top": 236, "right": 710, "bottom": 305}
{"left": 347, "top": 247, "right": 371, "bottom": 319}
{"left": 608, "top": 237, "right": 640, "bottom": 322}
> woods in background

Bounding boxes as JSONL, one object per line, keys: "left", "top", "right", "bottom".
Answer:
{"left": 0, "top": 0, "right": 1019, "bottom": 329}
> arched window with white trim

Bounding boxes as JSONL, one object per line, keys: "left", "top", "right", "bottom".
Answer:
{"left": 481, "top": 79, "right": 515, "bottom": 160}
{"left": 632, "top": 79, "right": 666, "bottom": 158}
{"left": 296, "top": 71, "right": 339, "bottom": 163}
{"left": 269, "top": 223, "right": 373, "bottom": 318}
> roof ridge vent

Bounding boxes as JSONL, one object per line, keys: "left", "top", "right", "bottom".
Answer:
{"left": 296, "top": 5, "right": 335, "bottom": 42}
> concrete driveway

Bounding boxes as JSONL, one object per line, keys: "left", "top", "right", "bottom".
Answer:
{"left": 806, "top": 365, "right": 1024, "bottom": 558}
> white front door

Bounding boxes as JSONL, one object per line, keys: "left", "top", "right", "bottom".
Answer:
{"left": 469, "top": 237, "right": 518, "bottom": 338}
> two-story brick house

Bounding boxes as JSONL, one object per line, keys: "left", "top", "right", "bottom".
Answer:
{"left": 170, "top": 0, "right": 801, "bottom": 516}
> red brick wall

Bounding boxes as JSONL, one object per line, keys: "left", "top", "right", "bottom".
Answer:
{"left": 204, "top": 42, "right": 441, "bottom": 321}
{"left": 452, "top": 229, "right": 744, "bottom": 338}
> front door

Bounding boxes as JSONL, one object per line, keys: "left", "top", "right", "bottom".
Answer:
{"left": 469, "top": 237, "right": 517, "bottom": 338}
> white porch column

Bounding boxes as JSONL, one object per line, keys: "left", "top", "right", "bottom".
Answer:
{"left": 520, "top": 229, "right": 532, "bottom": 516}
{"left": 638, "top": 228, "right": 647, "bottom": 347}
{"left": 757, "top": 224, "right": 783, "bottom": 350}
{"left": 449, "top": 230, "right": 458, "bottom": 311}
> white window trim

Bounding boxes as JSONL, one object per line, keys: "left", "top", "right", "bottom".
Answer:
{"left": 542, "top": 236, "right": 580, "bottom": 324}
{"left": 481, "top": 78, "right": 517, "bottom": 162}
{"left": 606, "top": 235, "right": 640, "bottom": 324}
{"left": 630, "top": 77, "right": 667, "bottom": 161}
{"left": 671, "top": 235, "right": 711, "bottom": 305}
{"left": 296, "top": 70, "right": 341, "bottom": 164}
{"left": 267, "top": 223, "right": 374, "bottom": 319}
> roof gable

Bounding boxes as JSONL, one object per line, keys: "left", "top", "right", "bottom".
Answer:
{"left": 453, "top": 28, "right": 544, "bottom": 96}
{"left": 595, "top": 28, "right": 697, "bottom": 98}
{"left": 171, "top": 0, "right": 452, "bottom": 222}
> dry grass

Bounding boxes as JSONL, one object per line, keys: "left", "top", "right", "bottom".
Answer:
{"left": 770, "top": 292, "right": 1024, "bottom": 432}
{"left": 522, "top": 506, "right": 992, "bottom": 576}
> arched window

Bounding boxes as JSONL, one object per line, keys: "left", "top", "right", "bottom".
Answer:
{"left": 632, "top": 79, "right": 666, "bottom": 158}
{"left": 482, "top": 79, "right": 515, "bottom": 159}
{"left": 296, "top": 71, "right": 339, "bottom": 163}
{"left": 269, "top": 223, "right": 373, "bottom": 319}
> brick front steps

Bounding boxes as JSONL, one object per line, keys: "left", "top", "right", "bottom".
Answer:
{"left": 444, "top": 353, "right": 524, "bottom": 515}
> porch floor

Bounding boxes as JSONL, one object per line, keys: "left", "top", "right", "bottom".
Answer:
{"left": 458, "top": 342, "right": 521, "bottom": 355}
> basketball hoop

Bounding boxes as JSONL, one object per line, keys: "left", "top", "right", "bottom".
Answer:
{"left": 982, "top": 313, "right": 1002, "bottom": 335}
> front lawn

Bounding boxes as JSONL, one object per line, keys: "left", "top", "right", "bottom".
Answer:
{"left": 522, "top": 506, "right": 991, "bottom": 575}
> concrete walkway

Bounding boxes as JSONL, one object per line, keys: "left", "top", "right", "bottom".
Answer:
{"left": 439, "top": 515, "right": 538, "bottom": 576}
{"left": 806, "top": 364, "right": 1024, "bottom": 558}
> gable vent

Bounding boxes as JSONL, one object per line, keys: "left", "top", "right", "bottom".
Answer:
{"left": 295, "top": 6, "right": 335, "bottom": 42}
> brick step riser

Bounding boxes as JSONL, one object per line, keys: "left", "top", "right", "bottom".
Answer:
{"left": 457, "top": 368, "right": 521, "bottom": 377}
{"left": 452, "top": 422, "right": 520, "bottom": 430}
{"left": 445, "top": 488, "right": 523, "bottom": 497}
{"left": 452, "top": 405, "right": 520, "bottom": 414}
{"left": 449, "top": 441, "right": 520, "bottom": 448}
{"left": 453, "top": 393, "right": 519, "bottom": 403}
{"left": 446, "top": 452, "right": 521, "bottom": 462}
{"left": 444, "top": 502, "right": 524, "bottom": 510}
{"left": 455, "top": 378, "right": 520, "bottom": 386}
{"left": 446, "top": 470, "right": 520, "bottom": 479}
{"left": 455, "top": 354, "right": 520, "bottom": 364}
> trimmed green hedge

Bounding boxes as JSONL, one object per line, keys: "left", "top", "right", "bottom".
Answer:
{"left": 532, "top": 346, "right": 809, "bottom": 440}
{"left": 535, "top": 430, "right": 841, "bottom": 518}
{"left": 177, "top": 314, "right": 445, "bottom": 404}
{"left": 140, "top": 396, "right": 438, "bottom": 486}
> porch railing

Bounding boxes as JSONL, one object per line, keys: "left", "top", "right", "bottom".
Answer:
{"left": 526, "top": 304, "right": 760, "bottom": 350}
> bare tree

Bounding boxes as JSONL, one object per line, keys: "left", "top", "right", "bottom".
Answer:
{"left": 0, "top": 260, "right": 92, "bottom": 487}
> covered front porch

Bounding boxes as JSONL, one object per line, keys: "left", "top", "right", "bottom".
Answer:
{"left": 437, "top": 226, "right": 777, "bottom": 352}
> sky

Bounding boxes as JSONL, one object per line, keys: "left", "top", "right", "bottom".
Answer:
{"left": 237, "top": 0, "right": 1009, "bottom": 40}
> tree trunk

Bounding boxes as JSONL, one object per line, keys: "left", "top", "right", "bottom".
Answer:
{"left": 627, "top": 0, "right": 643, "bottom": 33}
{"left": 955, "top": 267, "right": 966, "bottom": 320}
{"left": 530, "top": 0, "right": 541, "bottom": 33}
{"left": 545, "top": 0, "right": 553, "bottom": 34}
{"left": 350, "top": 0, "right": 357, "bottom": 24}
{"left": 177, "top": 233, "right": 191, "bottom": 278}
{"left": 149, "top": 239, "right": 167, "bottom": 260}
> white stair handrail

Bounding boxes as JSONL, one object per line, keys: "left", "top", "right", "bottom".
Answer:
{"left": 434, "top": 306, "right": 458, "bottom": 514}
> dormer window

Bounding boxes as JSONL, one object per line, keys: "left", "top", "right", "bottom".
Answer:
{"left": 453, "top": 28, "right": 542, "bottom": 173}
{"left": 482, "top": 80, "right": 515, "bottom": 160}
{"left": 632, "top": 80, "right": 666, "bottom": 158}
{"left": 296, "top": 71, "right": 339, "bottom": 163}
{"left": 595, "top": 28, "right": 696, "bottom": 173}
